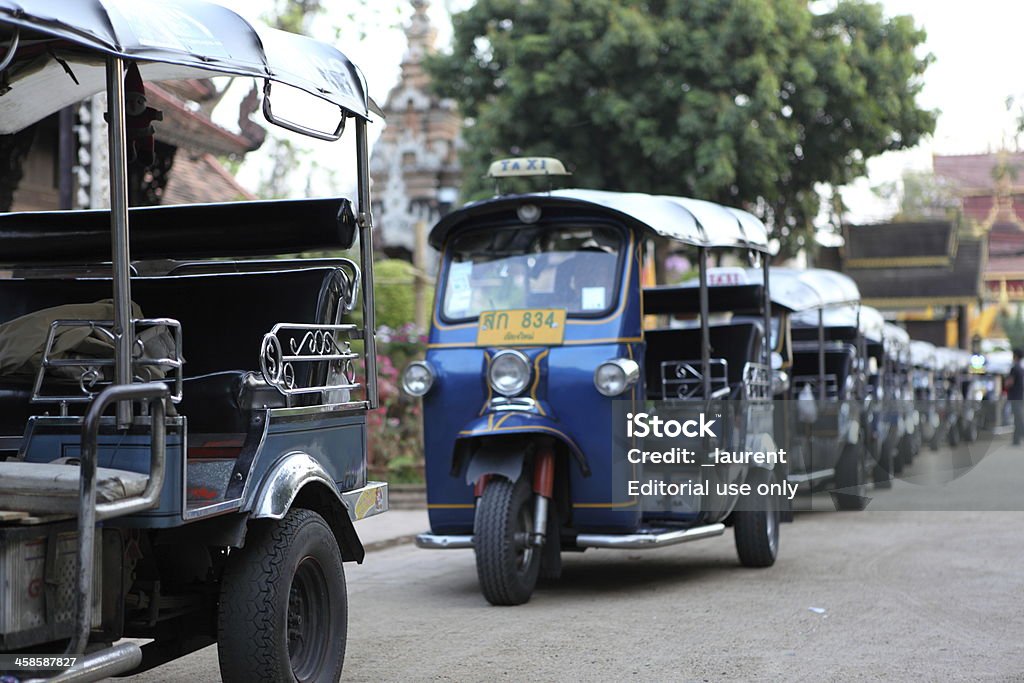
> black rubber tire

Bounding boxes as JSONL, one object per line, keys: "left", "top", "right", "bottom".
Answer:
{"left": 873, "top": 438, "right": 894, "bottom": 489}
{"left": 734, "top": 469, "right": 780, "bottom": 567}
{"left": 217, "top": 508, "right": 347, "bottom": 683}
{"left": 833, "top": 444, "right": 866, "bottom": 511}
{"left": 474, "top": 476, "right": 541, "bottom": 605}
{"left": 962, "top": 420, "right": 978, "bottom": 443}
{"left": 895, "top": 436, "right": 913, "bottom": 474}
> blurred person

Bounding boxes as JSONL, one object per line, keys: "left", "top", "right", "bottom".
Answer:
{"left": 1006, "top": 348, "right": 1024, "bottom": 445}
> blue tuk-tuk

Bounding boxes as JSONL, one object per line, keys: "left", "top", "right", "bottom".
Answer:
{"left": 0, "top": 3, "right": 386, "bottom": 681}
{"left": 407, "top": 160, "right": 785, "bottom": 605}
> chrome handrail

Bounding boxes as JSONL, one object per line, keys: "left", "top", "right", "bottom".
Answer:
{"left": 31, "top": 318, "right": 183, "bottom": 404}
{"left": 68, "top": 382, "right": 169, "bottom": 656}
{"left": 260, "top": 322, "right": 361, "bottom": 396}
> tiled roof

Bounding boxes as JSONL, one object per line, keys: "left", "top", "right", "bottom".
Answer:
{"left": 148, "top": 84, "right": 255, "bottom": 157}
{"left": 163, "top": 153, "right": 255, "bottom": 205}
{"left": 842, "top": 222, "right": 953, "bottom": 259}
{"left": 934, "top": 152, "right": 1024, "bottom": 191}
{"left": 824, "top": 221, "right": 984, "bottom": 301}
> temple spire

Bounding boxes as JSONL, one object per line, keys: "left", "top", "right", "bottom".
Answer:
{"left": 404, "top": 0, "right": 437, "bottom": 64}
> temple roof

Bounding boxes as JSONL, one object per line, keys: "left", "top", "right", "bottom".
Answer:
{"left": 934, "top": 152, "right": 1024, "bottom": 193}
{"left": 163, "top": 152, "right": 255, "bottom": 204}
{"left": 821, "top": 221, "right": 984, "bottom": 306}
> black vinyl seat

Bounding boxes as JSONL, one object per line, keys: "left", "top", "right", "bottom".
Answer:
{"left": 644, "top": 322, "right": 763, "bottom": 399}
{"left": 0, "top": 268, "right": 351, "bottom": 437}
{"left": 791, "top": 345, "right": 855, "bottom": 399}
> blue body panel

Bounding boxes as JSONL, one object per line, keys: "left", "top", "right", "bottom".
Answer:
{"left": 424, "top": 224, "right": 648, "bottom": 535}
{"left": 21, "top": 411, "right": 367, "bottom": 528}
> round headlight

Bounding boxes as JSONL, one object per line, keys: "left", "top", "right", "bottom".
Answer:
{"left": 489, "top": 350, "right": 531, "bottom": 397}
{"left": 594, "top": 359, "right": 640, "bottom": 397}
{"left": 402, "top": 361, "right": 435, "bottom": 397}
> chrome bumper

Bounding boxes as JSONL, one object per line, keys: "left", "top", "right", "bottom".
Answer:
{"left": 575, "top": 523, "right": 726, "bottom": 549}
{"left": 415, "top": 533, "right": 474, "bottom": 549}
{"left": 415, "top": 523, "right": 726, "bottom": 551}
{"left": 342, "top": 481, "right": 389, "bottom": 521}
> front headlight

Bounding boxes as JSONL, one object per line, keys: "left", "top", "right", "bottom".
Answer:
{"left": 402, "top": 360, "right": 435, "bottom": 396}
{"left": 594, "top": 359, "right": 640, "bottom": 397}
{"left": 489, "top": 350, "right": 531, "bottom": 397}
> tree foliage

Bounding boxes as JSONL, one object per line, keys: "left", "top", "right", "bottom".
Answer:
{"left": 427, "top": 0, "right": 936, "bottom": 257}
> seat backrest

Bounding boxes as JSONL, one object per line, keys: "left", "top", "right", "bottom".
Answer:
{"left": 0, "top": 268, "right": 349, "bottom": 381}
{"left": 644, "top": 322, "right": 763, "bottom": 397}
{"left": 791, "top": 345, "right": 855, "bottom": 398}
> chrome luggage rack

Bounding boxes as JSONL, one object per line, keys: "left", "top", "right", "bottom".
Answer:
{"left": 260, "top": 322, "right": 361, "bottom": 396}
{"left": 31, "top": 318, "right": 183, "bottom": 405}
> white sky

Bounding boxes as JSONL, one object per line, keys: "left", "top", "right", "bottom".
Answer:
{"left": 210, "top": 0, "right": 1024, "bottom": 224}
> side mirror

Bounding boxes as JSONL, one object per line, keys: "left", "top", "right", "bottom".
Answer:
{"left": 263, "top": 80, "right": 346, "bottom": 141}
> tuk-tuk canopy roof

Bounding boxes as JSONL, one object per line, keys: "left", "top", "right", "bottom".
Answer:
{"left": 883, "top": 322, "right": 910, "bottom": 346}
{"left": 909, "top": 340, "right": 937, "bottom": 368}
{"left": 643, "top": 267, "right": 859, "bottom": 315}
{"left": 429, "top": 189, "right": 770, "bottom": 252}
{"left": 792, "top": 302, "right": 885, "bottom": 343}
{"left": 0, "top": 0, "right": 372, "bottom": 134}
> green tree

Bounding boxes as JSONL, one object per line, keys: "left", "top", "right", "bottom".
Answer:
{"left": 427, "top": 0, "right": 935, "bottom": 258}
{"left": 375, "top": 259, "right": 434, "bottom": 329}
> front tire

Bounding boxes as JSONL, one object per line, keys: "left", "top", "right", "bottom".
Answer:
{"left": 474, "top": 476, "right": 541, "bottom": 605}
{"left": 734, "top": 468, "right": 780, "bottom": 567}
{"left": 218, "top": 508, "right": 347, "bottom": 683}
{"left": 833, "top": 443, "right": 867, "bottom": 511}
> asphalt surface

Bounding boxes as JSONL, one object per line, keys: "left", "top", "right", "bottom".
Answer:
{"left": 127, "top": 441, "right": 1024, "bottom": 682}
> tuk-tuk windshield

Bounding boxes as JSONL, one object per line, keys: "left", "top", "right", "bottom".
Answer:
{"left": 441, "top": 225, "right": 623, "bottom": 320}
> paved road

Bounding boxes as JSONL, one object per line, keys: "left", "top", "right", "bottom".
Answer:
{"left": 129, "top": 442, "right": 1024, "bottom": 682}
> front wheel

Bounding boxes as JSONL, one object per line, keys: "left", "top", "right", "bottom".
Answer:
{"left": 474, "top": 476, "right": 541, "bottom": 605}
{"left": 833, "top": 443, "right": 866, "bottom": 511}
{"left": 734, "top": 468, "right": 780, "bottom": 567}
{"left": 217, "top": 508, "right": 347, "bottom": 683}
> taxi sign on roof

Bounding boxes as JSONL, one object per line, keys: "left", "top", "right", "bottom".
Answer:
{"left": 486, "top": 157, "right": 570, "bottom": 179}
{"left": 706, "top": 267, "right": 748, "bottom": 286}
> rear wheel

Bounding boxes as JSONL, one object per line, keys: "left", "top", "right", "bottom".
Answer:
{"left": 734, "top": 468, "right": 780, "bottom": 567}
{"left": 217, "top": 508, "right": 347, "bottom": 683}
{"left": 833, "top": 443, "right": 866, "bottom": 510}
{"left": 873, "top": 438, "right": 894, "bottom": 489}
{"left": 474, "top": 476, "right": 541, "bottom": 605}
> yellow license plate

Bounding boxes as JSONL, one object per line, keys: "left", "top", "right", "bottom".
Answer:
{"left": 476, "top": 309, "right": 567, "bottom": 346}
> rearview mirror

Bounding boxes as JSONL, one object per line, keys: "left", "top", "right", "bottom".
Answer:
{"left": 262, "top": 80, "right": 346, "bottom": 141}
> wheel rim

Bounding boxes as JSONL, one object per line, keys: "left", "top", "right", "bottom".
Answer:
{"left": 288, "top": 556, "right": 330, "bottom": 681}
{"left": 514, "top": 500, "right": 534, "bottom": 571}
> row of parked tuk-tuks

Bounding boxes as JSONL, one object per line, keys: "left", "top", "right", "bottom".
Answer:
{"left": 406, "top": 165, "right": 1006, "bottom": 607}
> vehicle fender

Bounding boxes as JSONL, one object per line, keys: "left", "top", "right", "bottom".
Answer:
{"left": 456, "top": 412, "right": 590, "bottom": 480}
{"left": 250, "top": 451, "right": 365, "bottom": 563}
{"left": 745, "top": 431, "right": 779, "bottom": 471}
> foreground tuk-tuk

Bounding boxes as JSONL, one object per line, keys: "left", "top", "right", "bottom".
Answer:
{"left": 408, "top": 160, "right": 786, "bottom": 605}
{"left": 0, "top": 3, "right": 386, "bottom": 681}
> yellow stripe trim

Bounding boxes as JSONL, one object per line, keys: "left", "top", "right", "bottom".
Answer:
{"left": 427, "top": 503, "right": 476, "bottom": 509}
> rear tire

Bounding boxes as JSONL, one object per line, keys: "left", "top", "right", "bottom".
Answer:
{"left": 873, "top": 439, "right": 894, "bottom": 489}
{"left": 833, "top": 444, "right": 866, "bottom": 511}
{"left": 474, "top": 476, "right": 541, "bottom": 605}
{"left": 217, "top": 508, "right": 347, "bottom": 683}
{"left": 734, "top": 469, "right": 780, "bottom": 567}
